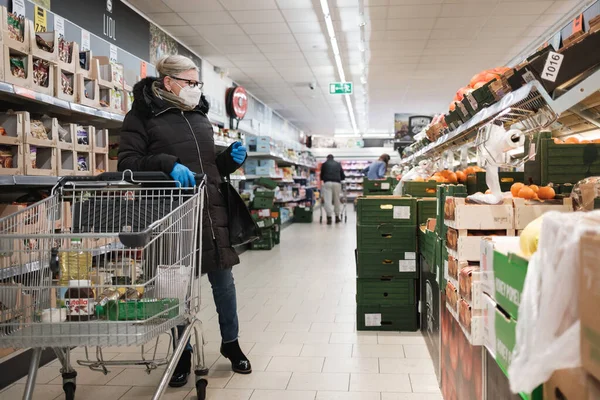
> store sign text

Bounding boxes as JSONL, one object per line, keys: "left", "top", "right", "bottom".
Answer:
{"left": 103, "top": 0, "right": 116, "bottom": 41}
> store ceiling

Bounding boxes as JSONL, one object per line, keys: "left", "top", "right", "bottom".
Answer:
{"left": 127, "top": 0, "right": 582, "bottom": 136}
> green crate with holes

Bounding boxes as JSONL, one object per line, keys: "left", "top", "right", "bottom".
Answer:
{"left": 357, "top": 197, "right": 417, "bottom": 226}
{"left": 363, "top": 178, "right": 395, "bottom": 195}
{"left": 355, "top": 249, "right": 418, "bottom": 279}
{"left": 403, "top": 181, "right": 443, "bottom": 198}
{"left": 357, "top": 304, "right": 418, "bottom": 331}
{"left": 356, "top": 278, "right": 417, "bottom": 306}
{"left": 357, "top": 224, "right": 417, "bottom": 253}
{"left": 294, "top": 206, "right": 313, "bottom": 223}
{"left": 250, "top": 229, "right": 274, "bottom": 250}
{"left": 417, "top": 198, "right": 437, "bottom": 226}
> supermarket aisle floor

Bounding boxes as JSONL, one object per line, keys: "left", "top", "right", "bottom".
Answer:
{"left": 0, "top": 214, "right": 442, "bottom": 400}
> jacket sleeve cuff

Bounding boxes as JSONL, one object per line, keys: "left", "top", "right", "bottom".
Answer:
{"left": 160, "top": 154, "right": 179, "bottom": 174}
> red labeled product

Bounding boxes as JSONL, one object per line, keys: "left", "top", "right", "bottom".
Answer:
{"left": 65, "top": 280, "right": 95, "bottom": 321}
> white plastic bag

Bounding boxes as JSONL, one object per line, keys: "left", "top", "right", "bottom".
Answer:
{"left": 395, "top": 160, "right": 434, "bottom": 195}
{"left": 508, "top": 211, "right": 600, "bottom": 394}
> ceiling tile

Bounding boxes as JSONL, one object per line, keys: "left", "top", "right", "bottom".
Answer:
{"left": 193, "top": 24, "right": 246, "bottom": 36}
{"left": 219, "top": 44, "right": 261, "bottom": 54}
{"left": 163, "top": 25, "right": 198, "bottom": 37}
{"left": 426, "top": 39, "right": 474, "bottom": 49}
{"left": 282, "top": 8, "right": 320, "bottom": 22}
{"left": 147, "top": 12, "right": 187, "bottom": 25}
{"left": 429, "top": 28, "right": 480, "bottom": 40}
{"left": 276, "top": 0, "right": 314, "bottom": 8}
{"left": 387, "top": 5, "right": 443, "bottom": 19}
{"left": 265, "top": 52, "right": 307, "bottom": 60}
{"left": 233, "top": 59, "right": 274, "bottom": 68}
{"left": 293, "top": 33, "right": 327, "bottom": 44}
{"left": 220, "top": 0, "right": 278, "bottom": 10}
{"left": 203, "top": 56, "right": 236, "bottom": 68}
{"left": 389, "top": 0, "right": 442, "bottom": 3}
{"left": 208, "top": 35, "right": 254, "bottom": 45}
{"left": 189, "top": 45, "right": 222, "bottom": 56}
{"left": 180, "top": 12, "right": 236, "bottom": 25}
{"left": 363, "top": 6, "right": 392, "bottom": 20}
{"left": 180, "top": 36, "right": 211, "bottom": 46}
{"left": 162, "top": 0, "right": 223, "bottom": 12}
{"left": 386, "top": 18, "right": 436, "bottom": 30}
{"left": 289, "top": 22, "right": 324, "bottom": 33}
{"left": 434, "top": 17, "right": 485, "bottom": 30}
{"left": 494, "top": 1, "right": 554, "bottom": 15}
{"left": 230, "top": 10, "right": 285, "bottom": 24}
{"left": 127, "top": 0, "right": 172, "bottom": 13}
{"left": 307, "top": 57, "right": 335, "bottom": 67}
{"left": 440, "top": 3, "right": 497, "bottom": 17}
{"left": 241, "top": 23, "right": 291, "bottom": 34}
{"left": 251, "top": 34, "right": 297, "bottom": 44}
{"left": 478, "top": 27, "right": 528, "bottom": 39}
{"left": 257, "top": 43, "right": 301, "bottom": 53}
{"left": 369, "top": 40, "right": 428, "bottom": 50}
{"left": 485, "top": 14, "right": 538, "bottom": 29}
{"left": 270, "top": 58, "right": 310, "bottom": 68}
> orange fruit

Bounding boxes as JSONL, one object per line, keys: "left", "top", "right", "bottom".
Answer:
{"left": 456, "top": 171, "right": 467, "bottom": 183}
{"left": 529, "top": 184, "right": 539, "bottom": 193}
{"left": 511, "top": 182, "right": 524, "bottom": 197}
{"left": 446, "top": 172, "right": 458, "bottom": 184}
{"left": 554, "top": 138, "right": 563, "bottom": 144}
{"left": 564, "top": 137, "right": 580, "bottom": 144}
{"left": 538, "top": 186, "right": 555, "bottom": 200}
{"left": 518, "top": 186, "right": 536, "bottom": 199}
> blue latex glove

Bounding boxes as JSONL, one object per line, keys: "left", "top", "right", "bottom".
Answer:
{"left": 170, "top": 163, "right": 196, "bottom": 187}
{"left": 230, "top": 142, "right": 247, "bottom": 165}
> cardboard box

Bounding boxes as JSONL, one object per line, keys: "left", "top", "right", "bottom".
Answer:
{"left": 544, "top": 368, "right": 600, "bottom": 400}
{"left": 513, "top": 198, "right": 573, "bottom": 230}
{"left": 445, "top": 196, "right": 514, "bottom": 230}
{"left": 580, "top": 233, "right": 600, "bottom": 382}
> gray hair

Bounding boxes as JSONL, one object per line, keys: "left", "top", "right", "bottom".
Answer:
{"left": 155, "top": 55, "right": 198, "bottom": 78}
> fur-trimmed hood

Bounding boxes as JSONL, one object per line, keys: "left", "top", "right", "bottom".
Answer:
{"left": 131, "top": 77, "right": 210, "bottom": 117}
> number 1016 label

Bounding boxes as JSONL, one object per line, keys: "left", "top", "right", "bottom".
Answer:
{"left": 541, "top": 51, "right": 564, "bottom": 83}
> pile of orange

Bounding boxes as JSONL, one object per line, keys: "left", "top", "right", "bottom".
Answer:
{"left": 510, "top": 182, "right": 555, "bottom": 200}
{"left": 553, "top": 137, "right": 600, "bottom": 144}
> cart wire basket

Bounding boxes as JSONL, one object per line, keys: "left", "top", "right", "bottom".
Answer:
{"left": 0, "top": 171, "right": 209, "bottom": 400}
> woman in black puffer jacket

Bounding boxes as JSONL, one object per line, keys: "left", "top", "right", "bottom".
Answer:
{"left": 118, "top": 55, "right": 251, "bottom": 387}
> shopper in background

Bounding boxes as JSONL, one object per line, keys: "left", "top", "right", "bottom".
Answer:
{"left": 365, "top": 153, "right": 391, "bottom": 180}
{"left": 118, "top": 55, "right": 252, "bottom": 387}
{"left": 320, "top": 154, "right": 345, "bottom": 225}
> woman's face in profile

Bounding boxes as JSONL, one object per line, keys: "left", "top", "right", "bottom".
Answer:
{"left": 163, "top": 69, "right": 200, "bottom": 96}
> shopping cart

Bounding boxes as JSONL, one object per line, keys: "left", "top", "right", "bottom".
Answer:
{"left": 319, "top": 181, "right": 348, "bottom": 224}
{"left": 0, "top": 171, "right": 209, "bottom": 400}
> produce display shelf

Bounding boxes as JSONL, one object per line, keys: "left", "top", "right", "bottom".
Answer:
{"left": 247, "top": 151, "right": 317, "bottom": 169}
{"left": 0, "top": 82, "right": 124, "bottom": 128}
{"left": 399, "top": 73, "right": 600, "bottom": 166}
{"left": 230, "top": 175, "right": 246, "bottom": 181}
{"left": 0, "top": 175, "right": 59, "bottom": 186}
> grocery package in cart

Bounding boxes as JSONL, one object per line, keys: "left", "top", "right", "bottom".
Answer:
{"left": 0, "top": 171, "right": 210, "bottom": 400}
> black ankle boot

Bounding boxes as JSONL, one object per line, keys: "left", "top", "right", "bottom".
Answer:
{"left": 169, "top": 350, "right": 191, "bottom": 387}
{"left": 335, "top": 216, "right": 341, "bottom": 223}
{"left": 327, "top": 217, "right": 332, "bottom": 225}
{"left": 220, "top": 340, "right": 252, "bottom": 374}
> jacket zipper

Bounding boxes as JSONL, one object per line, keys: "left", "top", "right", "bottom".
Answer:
{"left": 180, "top": 111, "right": 217, "bottom": 241}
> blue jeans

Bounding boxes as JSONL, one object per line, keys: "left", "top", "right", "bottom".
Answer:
{"left": 173, "top": 269, "right": 239, "bottom": 362}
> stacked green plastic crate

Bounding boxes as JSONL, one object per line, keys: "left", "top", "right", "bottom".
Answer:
{"left": 250, "top": 182, "right": 277, "bottom": 250}
{"left": 356, "top": 196, "right": 419, "bottom": 331}
{"left": 363, "top": 177, "right": 396, "bottom": 195}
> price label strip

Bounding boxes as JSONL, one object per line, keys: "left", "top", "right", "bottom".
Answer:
{"left": 541, "top": 52, "right": 564, "bottom": 83}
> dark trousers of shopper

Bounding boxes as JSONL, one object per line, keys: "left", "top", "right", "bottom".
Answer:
{"left": 172, "top": 268, "right": 238, "bottom": 373}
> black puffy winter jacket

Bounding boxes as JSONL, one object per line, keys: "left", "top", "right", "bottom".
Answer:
{"left": 118, "top": 77, "right": 241, "bottom": 273}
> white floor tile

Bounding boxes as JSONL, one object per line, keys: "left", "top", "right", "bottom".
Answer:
{"left": 352, "top": 344, "right": 405, "bottom": 358}
{"left": 381, "top": 394, "right": 443, "bottom": 400}
{"left": 350, "top": 373, "right": 412, "bottom": 392}
{"left": 264, "top": 322, "right": 312, "bottom": 333}
{"left": 249, "top": 390, "right": 317, "bottom": 400}
{"left": 189, "top": 388, "right": 252, "bottom": 400}
{"left": 0, "top": 384, "right": 64, "bottom": 400}
{"left": 121, "top": 386, "right": 192, "bottom": 400}
{"left": 287, "top": 372, "right": 350, "bottom": 391}
{"left": 378, "top": 335, "right": 426, "bottom": 345}
{"left": 266, "top": 356, "right": 325, "bottom": 373}
{"left": 226, "top": 371, "right": 292, "bottom": 390}
{"left": 212, "top": 355, "right": 272, "bottom": 372}
{"left": 329, "top": 332, "right": 378, "bottom": 344}
{"left": 322, "top": 357, "right": 379, "bottom": 374}
{"left": 379, "top": 358, "right": 436, "bottom": 374}
{"left": 409, "top": 373, "right": 441, "bottom": 393}
{"left": 403, "top": 345, "right": 431, "bottom": 359}
{"left": 316, "top": 392, "right": 380, "bottom": 400}
{"left": 281, "top": 332, "right": 332, "bottom": 344}
{"left": 248, "top": 343, "right": 303, "bottom": 357}
{"left": 238, "top": 331, "right": 285, "bottom": 344}
{"left": 301, "top": 344, "right": 353, "bottom": 358}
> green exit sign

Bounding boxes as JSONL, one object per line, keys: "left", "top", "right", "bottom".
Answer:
{"left": 329, "top": 82, "right": 353, "bottom": 95}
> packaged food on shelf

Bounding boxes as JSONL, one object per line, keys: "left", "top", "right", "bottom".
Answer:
{"left": 2, "top": 8, "right": 31, "bottom": 53}
{"left": 64, "top": 279, "right": 95, "bottom": 322}
{"left": 32, "top": 30, "right": 59, "bottom": 63}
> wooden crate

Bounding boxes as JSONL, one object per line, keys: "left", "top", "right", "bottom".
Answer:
{"left": 31, "top": 57, "right": 55, "bottom": 96}
{"left": 92, "top": 57, "right": 116, "bottom": 89}
{"left": 0, "top": 112, "right": 27, "bottom": 146}
{"left": 57, "top": 123, "right": 75, "bottom": 150}
{"left": 1, "top": 8, "right": 31, "bottom": 53}
{"left": 513, "top": 197, "right": 573, "bottom": 229}
{"left": 54, "top": 66, "right": 75, "bottom": 102}
{"left": 4, "top": 46, "right": 33, "bottom": 89}
{"left": 75, "top": 74, "right": 100, "bottom": 108}
{"left": 444, "top": 197, "right": 514, "bottom": 230}
{"left": 93, "top": 152, "right": 108, "bottom": 173}
{"left": 25, "top": 116, "right": 59, "bottom": 147}
{"left": 57, "top": 40, "right": 77, "bottom": 74}
{"left": 74, "top": 150, "right": 92, "bottom": 176}
{"left": 76, "top": 49, "right": 92, "bottom": 79}
{"left": 0, "top": 143, "right": 24, "bottom": 175}
{"left": 56, "top": 146, "right": 76, "bottom": 176}
{"left": 30, "top": 28, "right": 59, "bottom": 64}
{"left": 72, "top": 125, "right": 93, "bottom": 153}
{"left": 23, "top": 143, "right": 56, "bottom": 176}
{"left": 92, "top": 128, "right": 108, "bottom": 153}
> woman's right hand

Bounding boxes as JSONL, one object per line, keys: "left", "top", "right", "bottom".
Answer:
{"left": 170, "top": 163, "right": 196, "bottom": 187}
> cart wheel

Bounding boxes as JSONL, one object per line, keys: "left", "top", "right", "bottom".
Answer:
{"left": 196, "top": 379, "right": 208, "bottom": 400}
{"left": 63, "top": 383, "right": 76, "bottom": 400}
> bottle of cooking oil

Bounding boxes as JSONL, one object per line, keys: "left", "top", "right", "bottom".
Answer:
{"left": 59, "top": 238, "right": 92, "bottom": 285}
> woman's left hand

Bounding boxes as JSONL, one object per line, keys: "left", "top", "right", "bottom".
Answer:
{"left": 231, "top": 142, "right": 247, "bottom": 165}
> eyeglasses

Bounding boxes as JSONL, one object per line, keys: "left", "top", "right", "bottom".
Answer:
{"left": 169, "top": 76, "right": 204, "bottom": 89}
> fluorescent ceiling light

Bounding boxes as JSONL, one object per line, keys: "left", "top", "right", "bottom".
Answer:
{"left": 319, "top": 0, "right": 330, "bottom": 17}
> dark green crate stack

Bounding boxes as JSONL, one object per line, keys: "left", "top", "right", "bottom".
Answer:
{"left": 363, "top": 178, "right": 396, "bottom": 195}
{"left": 294, "top": 206, "right": 313, "bottom": 223}
{"left": 524, "top": 131, "right": 600, "bottom": 186}
{"left": 356, "top": 196, "right": 418, "bottom": 331}
{"left": 250, "top": 189, "right": 277, "bottom": 250}
{"left": 403, "top": 181, "right": 444, "bottom": 198}
{"left": 466, "top": 172, "right": 524, "bottom": 195}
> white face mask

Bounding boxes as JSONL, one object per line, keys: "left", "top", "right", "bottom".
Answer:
{"left": 175, "top": 82, "right": 202, "bottom": 107}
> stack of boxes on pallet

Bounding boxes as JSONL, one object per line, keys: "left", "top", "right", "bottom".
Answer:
{"left": 0, "top": 111, "right": 109, "bottom": 176}
{"left": 249, "top": 178, "right": 278, "bottom": 251}
{"left": 356, "top": 196, "right": 419, "bottom": 331}
{"left": 1, "top": 7, "right": 133, "bottom": 113}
